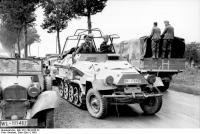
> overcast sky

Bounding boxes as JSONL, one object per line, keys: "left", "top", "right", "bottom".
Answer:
{"left": 27, "top": 0, "right": 200, "bottom": 56}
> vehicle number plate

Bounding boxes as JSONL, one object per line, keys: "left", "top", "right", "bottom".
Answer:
{"left": 124, "top": 79, "right": 141, "bottom": 84}
{"left": 0, "top": 120, "right": 28, "bottom": 127}
{"left": 0, "top": 119, "right": 37, "bottom": 127}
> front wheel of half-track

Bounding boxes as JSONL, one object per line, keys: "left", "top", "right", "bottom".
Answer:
{"left": 86, "top": 89, "right": 108, "bottom": 119}
{"left": 140, "top": 87, "right": 162, "bottom": 115}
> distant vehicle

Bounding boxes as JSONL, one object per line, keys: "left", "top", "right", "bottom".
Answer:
{"left": 0, "top": 57, "right": 59, "bottom": 128}
{"left": 52, "top": 28, "right": 163, "bottom": 118}
{"left": 115, "top": 36, "right": 186, "bottom": 92}
{"left": 44, "top": 54, "right": 60, "bottom": 68}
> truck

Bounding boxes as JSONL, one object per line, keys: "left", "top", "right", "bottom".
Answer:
{"left": 114, "top": 36, "right": 186, "bottom": 92}
{"left": 52, "top": 28, "right": 164, "bottom": 118}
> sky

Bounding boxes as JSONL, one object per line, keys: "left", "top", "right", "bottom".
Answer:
{"left": 3, "top": 0, "right": 200, "bottom": 57}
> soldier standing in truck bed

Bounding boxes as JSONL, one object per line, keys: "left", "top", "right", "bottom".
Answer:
{"left": 161, "top": 20, "right": 174, "bottom": 58}
{"left": 150, "top": 22, "right": 161, "bottom": 59}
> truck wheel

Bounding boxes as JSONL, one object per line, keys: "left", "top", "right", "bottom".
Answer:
{"left": 45, "top": 109, "right": 55, "bottom": 128}
{"left": 58, "top": 80, "right": 64, "bottom": 97}
{"left": 86, "top": 89, "right": 108, "bottom": 119}
{"left": 140, "top": 87, "right": 162, "bottom": 115}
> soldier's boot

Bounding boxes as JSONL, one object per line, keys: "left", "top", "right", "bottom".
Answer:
{"left": 167, "top": 51, "right": 171, "bottom": 59}
{"left": 161, "top": 52, "right": 165, "bottom": 59}
{"left": 152, "top": 47, "right": 156, "bottom": 59}
{"left": 152, "top": 53, "right": 156, "bottom": 59}
{"left": 156, "top": 52, "right": 159, "bottom": 59}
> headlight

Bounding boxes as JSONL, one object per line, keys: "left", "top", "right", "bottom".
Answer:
{"left": 146, "top": 75, "right": 156, "bottom": 84}
{"left": 52, "top": 68, "right": 58, "bottom": 75}
{"left": 105, "top": 76, "right": 114, "bottom": 85}
{"left": 28, "top": 83, "right": 40, "bottom": 97}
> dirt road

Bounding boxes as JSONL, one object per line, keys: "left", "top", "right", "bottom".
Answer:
{"left": 54, "top": 89, "right": 200, "bottom": 128}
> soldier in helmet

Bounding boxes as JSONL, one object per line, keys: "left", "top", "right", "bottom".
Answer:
{"left": 149, "top": 22, "right": 161, "bottom": 59}
{"left": 161, "top": 20, "right": 174, "bottom": 58}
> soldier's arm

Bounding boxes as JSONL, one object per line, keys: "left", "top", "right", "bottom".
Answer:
{"left": 75, "top": 43, "right": 84, "bottom": 54}
{"left": 149, "top": 28, "right": 154, "bottom": 38}
{"left": 161, "top": 27, "right": 167, "bottom": 37}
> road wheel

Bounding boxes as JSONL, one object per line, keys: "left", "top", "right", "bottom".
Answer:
{"left": 63, "top": 82, "right": 69, "bottom": 100}
{"left": 45, "top": 109, "right": 55, "bottom": 128}
{"left": 58, "top": 80, "right": 64, "bottom": 97}
{"left": 140, "top": 87, "right": 162, "bottom": 115}
{"left": 68, "top": 84, "right": 74, "bottom": 103}
{"left": 73, "top": 86, "right": 79, "bottom": 105}
{"left": 86, "top": 88, "right": 108, "bottom": 119}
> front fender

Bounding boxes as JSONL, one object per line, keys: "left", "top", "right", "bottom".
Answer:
{"left": 30, "top": 91, "right": 59, "bottom": 118}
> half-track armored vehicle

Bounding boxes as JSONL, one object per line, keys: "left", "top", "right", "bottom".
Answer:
{"left": 53, "top": 28, "right": 163, "bottom": 118}
{"left": 0, "top": 57, "right": 59, "bottom": 128}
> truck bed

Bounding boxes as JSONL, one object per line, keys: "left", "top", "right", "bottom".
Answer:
{"left": 131, "top": 58, "right": 186, "bottom": 72}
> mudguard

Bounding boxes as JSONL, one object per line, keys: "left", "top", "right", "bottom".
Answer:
{"left": 29, "top": 90, "right": 59, "bottom": 118}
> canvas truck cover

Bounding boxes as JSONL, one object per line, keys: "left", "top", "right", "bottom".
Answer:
{"left": 114, "top": 36, "right": 185, "bottom": 70}
{"left": 114, "top": 37, "right": 148, "bottom": 62}
{"left": 114, "top": 36, "right": 185, "bottom": 60}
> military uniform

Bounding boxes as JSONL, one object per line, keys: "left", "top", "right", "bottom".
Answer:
{"left": 100, "top": 41, "right": 112, "bottom": 53}
{"left": 79, "top": 41, "right": 95, "bottom": 53}
{"left": 161, "top": 24, "right": 174, "bottom": 58}
{"left": 150, "top": 26, "right": 161, "bottom": 58}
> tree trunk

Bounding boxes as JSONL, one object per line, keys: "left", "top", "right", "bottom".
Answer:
{"left": 29, "top": 45, "right": 31, "bottom": 56}
{"left": 57, "top": 29, "right": 61, "bottom": 54}
{"left": 24, "top": 24, "right": 28, "bottom": 58}
{"left": 87, "top": 12, "right": 92, "bottom": 33}
{"left": 17, "top": 29, "right": 21, "bottom": 57}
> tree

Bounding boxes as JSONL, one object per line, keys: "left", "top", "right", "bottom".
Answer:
{"left": 0, "top": 24, "right": 40, "bottom": 57}
{"left": 0, "top": 0, "right": 40, "bottom": 57}
{"left": 41, "top": 0, "right": 75, "bottom": 54}
{"left": 72, "top": 0, "right": 108, "bottom": 33}
{"left": 0, "top": 24, "right": 18, "bottom": 57}
{"left": 20, "top": 27, "right": 41, "bottom": 56}
{"left": 185, "top": 42, "right": 200, "bottom": 67}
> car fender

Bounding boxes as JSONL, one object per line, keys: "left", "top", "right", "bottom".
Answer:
{"left": 30, "top": 90, "right": 59, "bottom": 118}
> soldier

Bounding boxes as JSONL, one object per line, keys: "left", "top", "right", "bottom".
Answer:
{"left": 75, "top": 34, "right": 96, "bottom": 53}
{"left": 100, "top": 35, "right": 112, "bottom": 53}
{"left": 161, "top": 20, "right": 174, "bottom": 58}
{"left": 150, "top": 22, "right": 161, "bottom": 59}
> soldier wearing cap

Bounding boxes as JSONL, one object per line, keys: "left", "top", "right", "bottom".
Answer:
{"left": 161, "top": 20, "right": 174, "bottom": 58}
{"left": 150, "top": 22, "right": 161, "bottom": 59}
{"left": 75, "top": 34, "right": 96, "bottom": 54}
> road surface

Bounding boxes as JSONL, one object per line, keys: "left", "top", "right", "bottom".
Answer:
{"left": 54, "top": 88, "right": 200, "bottom": 128}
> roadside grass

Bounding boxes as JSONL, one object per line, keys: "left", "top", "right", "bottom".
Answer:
{"left": 170, "top": 68, "right": 200, "bottom": 95}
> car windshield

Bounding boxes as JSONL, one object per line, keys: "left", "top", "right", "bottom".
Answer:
{"left": 0, "top": 58, "right": 17, "bottom": 74}
{"left": 0, "top": 58, "right": 42, "bottom": 75}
